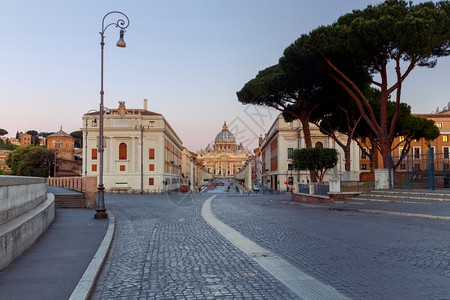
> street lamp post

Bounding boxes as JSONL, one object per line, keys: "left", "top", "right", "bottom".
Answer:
{"left": 135, "top": 124, "right": 147, "bottom": 195}
{"left": 95, "top": 11, "right": 129, "bottom": 219}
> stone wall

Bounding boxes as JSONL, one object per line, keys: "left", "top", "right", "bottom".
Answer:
{"left": 47, "top": 176, "right": 97, "bottom": 209}
{"left": 0, "top": 176, "right": 55, "bottom": 271}
{"left": 0, "top": 176, "right": 47, "bottom": 226}
{"left": 293, "top": 192, "right": 332, "bottom": 203}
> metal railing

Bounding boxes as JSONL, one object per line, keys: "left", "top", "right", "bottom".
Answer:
{"left": 388, "top": 150, "right": 450, "bottom": 190}
{"left": 297, "top": 183, "right": 329, "bottom": 196}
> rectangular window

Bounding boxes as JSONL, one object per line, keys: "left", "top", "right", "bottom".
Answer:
{"left": 400, "top": 164, "right": 406, "bottom": 170}
{"left": 149, "top": 164, "right": 155, "bottom": 171}
{"left": 149, "top": 148, "right": 155, "bottom": 159}
{"left": 119, "top": 143, "right": 127, "bottom": 160}
{"left": 444, "top": 147, "right": 449, "bottom": 159}
{"left": 361, "top": 148, "right": 368, "bottom": 160}
{"left": 92, "top": 164, "right": 97, "bottom": 172}
{"left": 443, "top": 135, "right": 448, "bottom": 142}
{"left": 361, "top": 164, "right": 367, "bottom": 170}
{"left": 287, "top": 148, "right": 294, "bottom": 159}
{"left": 438, "top": 122, "right": 443, "bottom": 128}
{"left": 414, "top": 163, "right": 421, "bottom": 170}
{"left": 91, "top": 148, "right": 97, "bottom": 160}
{"left": 413, "top": 147, "right": 420, "bottom": 159}
{"left": 270, "top": 138, "right": 278, "bottom": 151}
{"left": 288, "top": 163, "right": 293, "bottom": 170}
{"left": 149, "top": 121, "right": 155, "bottom": 127}
{"left": 120, "top": 165, "right": 125, "bottom": 172}
{"left": 149, "top": 178, "right": 154, "bottom": 185}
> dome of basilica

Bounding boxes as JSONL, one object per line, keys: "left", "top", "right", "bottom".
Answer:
{"left": 214, "top": 121, "right": 236, "bottom": 143}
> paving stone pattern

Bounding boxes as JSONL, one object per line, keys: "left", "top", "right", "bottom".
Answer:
{"left": 212, "top": 194, "right": 450, "bottom": 299}
{"left": 91, "top": 193, "right": 299, "bottom": 299}
{"left": 311, "top": 197, "right": 450, "bottom": 217}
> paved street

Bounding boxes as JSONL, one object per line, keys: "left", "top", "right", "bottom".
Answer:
{"left": 92, "top": 185, "right": 450, "bottom": 299}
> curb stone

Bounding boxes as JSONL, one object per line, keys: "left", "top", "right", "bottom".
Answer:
{"left": 276, "top": 201, "right": 450, "bottom": 222}
{"left": 69, "top": 212, "right": 116, "bottom": 300}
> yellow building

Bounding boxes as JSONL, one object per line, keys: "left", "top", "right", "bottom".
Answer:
{"left": 197, "top": 122, "right": 251, "bottom": 178}
{"left": 360, "top": 110, "right": 450, "bottom": 172}
{"left": 19, "top": 134, "right": 33, "bottom": 147}
{"left": 47, "top": 128, "right": 75, "bottom": 161}
{"left": 47, "top": 127, "right": 78, "bottom": 176}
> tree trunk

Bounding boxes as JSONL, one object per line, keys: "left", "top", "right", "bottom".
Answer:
{"left": 380, "top": 139, "right": 391, "bottom": 169}
{"left": 299, "top": 113, "right": 318, "bottom": 182}
{"left": 344, "top": 146, "right": 351, "bottom": 172}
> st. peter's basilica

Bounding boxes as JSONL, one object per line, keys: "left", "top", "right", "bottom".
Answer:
{"left": 197, "top": 122, "right": 251, "bottom": 178}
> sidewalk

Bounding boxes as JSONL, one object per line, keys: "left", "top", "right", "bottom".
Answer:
{"left": 276, "top": 190, "right": 450, "bottom": 221}
{"left": 0, "top": 205, "right": 109, "bottom": 300}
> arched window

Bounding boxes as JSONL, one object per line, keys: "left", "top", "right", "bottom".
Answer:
{"left": 315, "top": 142, "right": 323, "bottom": 148}
{"left": 119, "top": 143, "right": 127, "bottom": 160}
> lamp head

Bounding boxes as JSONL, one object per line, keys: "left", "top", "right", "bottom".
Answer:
{"left": 116, "top": 29, "right": 126, "bottom": 48}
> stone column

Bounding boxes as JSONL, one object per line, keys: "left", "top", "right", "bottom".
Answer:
{"left": 107, "top": 137, "right": 113, "bottom": 173}
{"left": 300, "top": 136, "right": 305, "bottom": 149}
{"left": 328, "top": 165, "right": 340, "bottom": 194}
{"left": 375, "top": 169, "right": 391, "bottom": 189}
{"left": 130, "top": 137, "right": 136, "bottom": 173}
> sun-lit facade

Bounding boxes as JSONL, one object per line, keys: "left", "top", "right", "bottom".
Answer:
{"left": 197, "top": 122, "right": 251, "bottom": 178}
{"left": 82, "top": 101, "right": 183, "bottom": 193}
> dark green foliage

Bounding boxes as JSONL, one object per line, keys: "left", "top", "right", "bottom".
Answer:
{"left": 0, "top": 139, "right": 17, "bottom": 150}
{"left": 292, "top": 148, "right": 338, "bottom": 183}
{"left": 70, "top": 131, "right": 83, "bottom": 148}
{"left": 6, "top": 145, "right": 54, "bottom": 177}
{"left": 0, "top": 129, "right": 7, "bottom": 136}
{"left": 284, "top": 0, "right": 450, "bottom": 167}
{"left": 39, "top": 132, "right": 54, "bottom": 138}
{"left": 26, "top": 130, "right": 41, "bottom": 145}
{"left": 26, "top": 130, "right": 38, "bottom": 136}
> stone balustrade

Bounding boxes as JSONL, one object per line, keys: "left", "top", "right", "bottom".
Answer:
{"left": 47, "top": 176, "right": 97, "bottom": 209}
{"left": 0, "top": 176, "right": 55, "bottom": 271}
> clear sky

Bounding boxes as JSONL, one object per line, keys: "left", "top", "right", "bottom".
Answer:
{"left": 1, "top": 0, "right": 449, "bottom": 151}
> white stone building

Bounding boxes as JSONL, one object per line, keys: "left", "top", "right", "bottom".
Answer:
{"left": 197, "top": 122, "right": 252, "bottom": 178}
{"left": 82, "top": 101, "right": 183, "bottom": 193}
{"left": 260, "top": 114, "right": 360, "bottom": 191}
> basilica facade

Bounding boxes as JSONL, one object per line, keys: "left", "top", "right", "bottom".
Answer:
{"left": 197, "top": 122, "right": 251, "bottom": 178}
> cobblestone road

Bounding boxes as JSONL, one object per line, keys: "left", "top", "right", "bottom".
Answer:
{"left": 92, "top": 186, "right": 450, "bottom": 299}
{"left": 212, "top": 193, "right": 450, "bottom": 299}
{"left": 92, "top": 190, "right": 299, "bottom": 299}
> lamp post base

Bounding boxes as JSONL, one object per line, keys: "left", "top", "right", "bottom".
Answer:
{"left": 94, "top": 209, "right": 108, "bottom": 219}
{"left": 95, "top": 185, "right": 107, "bottom": 219}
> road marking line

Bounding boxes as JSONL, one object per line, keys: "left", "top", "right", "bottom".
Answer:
{"left": 202, "top": 196, "right": 349, "bottom": 300}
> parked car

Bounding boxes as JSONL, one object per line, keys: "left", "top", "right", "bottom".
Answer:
{"left": 252, "top": 184, "right": 260, "bottom": 191}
